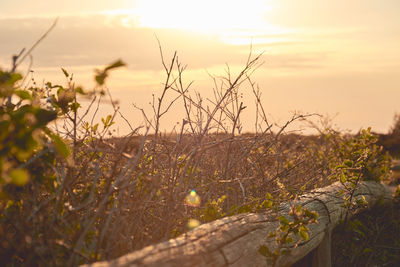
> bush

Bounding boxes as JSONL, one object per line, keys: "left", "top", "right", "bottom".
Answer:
{"left": 0, "top": 41, "right": 391, "bottom": 266}
{"left": 378, "top": 113, "right": 400, "bottom": 158}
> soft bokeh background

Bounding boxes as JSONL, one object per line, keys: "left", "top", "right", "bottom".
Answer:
{"left": 1, "top": 0, "right": 399, "bottom": 134}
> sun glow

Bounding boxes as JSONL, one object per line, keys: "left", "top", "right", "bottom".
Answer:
{"left": 132, "top": 0, "right": 273, "bottom": 34}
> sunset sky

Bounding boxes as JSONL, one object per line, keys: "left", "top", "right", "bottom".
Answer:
{"left": 1, "top": 0, "right": 400, "bottom": 134}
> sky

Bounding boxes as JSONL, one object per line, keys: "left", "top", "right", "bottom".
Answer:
{"left": 1, "top": 0, "right": 400, "bottom": 134}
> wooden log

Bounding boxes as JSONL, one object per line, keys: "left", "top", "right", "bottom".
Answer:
{"left": 83, "top": 181, "right": 392, "bottom": 267}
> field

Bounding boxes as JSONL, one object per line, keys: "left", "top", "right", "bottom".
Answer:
{"left": 1, "top": 47, "right": 399, "bottom": 266}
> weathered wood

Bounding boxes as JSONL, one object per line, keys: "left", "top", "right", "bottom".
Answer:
{"left": 311, "top": 228, "right": 331, "bottom": 267}
{"left": 83, "top": 181, "right": 392, "bottom": 267}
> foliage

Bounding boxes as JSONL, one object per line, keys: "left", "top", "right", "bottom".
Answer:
{"left": 0, "top": 59, "right": 125, "bottom": 266}
{"left": 259, "top": 203, "right": 318, "bottom": 266}
{"left": 378, "top": 113, "right": 400, "bottom": 157}
{"left": 0, "top": 67, "right": 70, "bottom": 264}
{"left": 196, "top": 195, "right": 227, "bottom": 222}
{"left": 332, "top": 200, "right": 400, "bottom": 266}
{"left": 257, "top": 126, "right": 391, "bottom": 265}
{"left": 329, "top": 128, "right": 391, "bottom": 223}
{"left": 0, "top": 36, "right": 393, "bottom": 267}
{"left": 0, "top": 70, "right": 58, "bottom": 189}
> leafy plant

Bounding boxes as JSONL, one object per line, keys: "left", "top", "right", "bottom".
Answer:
{"left": 259, "top": 204, "right": 318, "bottom": 266}
{"left": 330, "top": 128, "right": 391, "bottom": 223}
{"left": 0, "top": 25, "right": 393, "bottom": 267}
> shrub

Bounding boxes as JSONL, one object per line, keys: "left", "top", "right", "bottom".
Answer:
{"left": 0, "top": 36, "right": 391, "bottom": 266}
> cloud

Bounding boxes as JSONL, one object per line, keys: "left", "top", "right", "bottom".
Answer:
{"left": 0, "top": 15, "right": 238, "bottom": 70}
{"left": 1, "top": 14, "right": 335, "bottom": 73}
{"left": 0, "top": 0, "right": 134, "bottom": 19}
{"left": 2, "top": 13, "right": 397, "bottom": 80}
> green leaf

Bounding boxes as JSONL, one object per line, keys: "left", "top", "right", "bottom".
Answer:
{"left": 15, "top": 90, "right": 33, "bottom": 100}
{"left": 92, "top": 123, "right": 99, "bottom": 133}
{"left": 95, "top": 60, "right": 126, "bottom": 86}
{"left": 70, "top": 102, "right": 81, "bottom": 112}
{"left": 0, "top": 72, "right": 22, "bottom": 86}
{"left": 299, "top": 226, "right": 309, "bottom": 240}
{"left": 285, "top": 236, "right": 293, "bottom": 243}
{"left": 75, "top": 86, "right": 85, "bottom": 95}
{"left": 258, "top": 245, "right": 270, "bottom": 257}
{"left": 104, "top": 60, "right": 126, "bottom": 71}
{"left": 9, "top": 169, "right": 30, "bottom": 186}
{"left": 363, "top": 248, "right": 372, "bottom": 254}
{"left": 296, "top": 205, "right": 302, "bottom": 213}
{"left": 340, "top": 173, "right": 347, "bottom": 183}
{"left": 61, "top": 68, "right": 69, "bottom": 78}
{"left": 262, "top": 200, "right": 273, "bottom": 209}
{"left": 344, "top": 159, "right": 353, "bottom": 167}
{"left": 95, "top": 71, "right": 107, "bottom": 86}
{"left": 50, "top": 134, "right": 70, "bottom": 158}
{"left": 360, "top": 195, "right": 368, "bottom": 205}
{"left": 35, "top": 109, "right": 58, "bottom": 127}
{"left": 278, "top": 216, "right": 289, "bottom": 225}
{"left": 304, "top": 210, "right": 319, "bottom": 220}
{"left": 102, "top": 115, "right": 111, "bottom": 126}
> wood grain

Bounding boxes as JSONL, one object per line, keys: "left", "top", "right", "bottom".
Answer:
{"left": 83, "top": 181, "right": 392, "bottom": 267}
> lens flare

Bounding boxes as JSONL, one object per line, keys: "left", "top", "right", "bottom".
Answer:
{"left": 187, "top": 219, "right": 201, "bottom": 230}
{"left": 185, "top": 189, "right": 201, "bottom": 207}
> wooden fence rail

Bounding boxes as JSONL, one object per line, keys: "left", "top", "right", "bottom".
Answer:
{"left": 84, "top": 181, "right": 392, "bottom": 267}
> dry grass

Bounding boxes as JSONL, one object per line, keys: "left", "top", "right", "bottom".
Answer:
{"left": 1, "top": 43, "right": 396, "bottom": 266}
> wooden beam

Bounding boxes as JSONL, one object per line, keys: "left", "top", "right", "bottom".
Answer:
{"left": 83, "top": 181, "right": 392, "bottom": 267}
